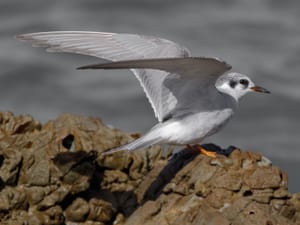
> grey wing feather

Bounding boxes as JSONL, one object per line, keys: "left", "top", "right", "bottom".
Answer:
{"left": 16, "top": 31, "right": 190, "bottom": 121}
{"left": 78, "top": 57, "right": 232, "bottom": 120}
{"left": 77, "top": 57, "right": 231, "bottom": 77}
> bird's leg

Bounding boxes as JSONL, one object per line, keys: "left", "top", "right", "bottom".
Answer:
{"left": 186, "top": 144, "right": 217, "bottom": 158}
{"left": 195, "top": 144, "right": 217, "bottom": 158}
{"left": 186, "top": 144, "right": 198, "bottom": 153}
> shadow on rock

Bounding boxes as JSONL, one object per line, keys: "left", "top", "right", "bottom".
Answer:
{"left": 142, "top": 143, "right": 235, "bottom": 203}
{"left": 142, "top": 148, "right": 199, "bottom": 202}
{"left": 52, "top": 150, "right": 98, "bottom": 176}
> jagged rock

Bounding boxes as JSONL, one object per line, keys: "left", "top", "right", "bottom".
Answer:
{"left": 0, "top": 112, "right": 299, "bottom": 225}
{"left": 65, "top": 198, "right": 90, "bottom": 222}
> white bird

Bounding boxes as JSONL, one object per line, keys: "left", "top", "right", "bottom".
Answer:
{"left": 16, "top": 31, "right": 270, "bottom": 157}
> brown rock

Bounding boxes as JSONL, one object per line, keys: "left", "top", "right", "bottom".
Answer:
{"left": 274, "top": 187, "right": 290, "bottom": 198}
{"left": 24, "top": 185, "right": 57, "bottom": 205}
{"left": 87, "top": 198, "right": 115, "bottom": 223}
{"left": 206, "top": 188, "right": 233, "bottom": 209}
{"left": 212, "top": 170, "right": 242, "bottom": 191}
{"left": 65, "top": 198, "right": 90, "bottom": 222}
{"left": 26, "top": 205, "right": 65, "bottom": 225}
{"left": 0, "top": 187, "right": 28, "bottom": 213}
{"left": 244, "top": 166, "right": 282, "bottom": 189}
{"left": 0, "top": 112, "right": 299, "bottom": 225}
{"left": 37, "top": 185, "right": 70, "bottom": 210}
{"left": 0, "top": 147, "right": 22, "bottom": 185}
{"left": 252, "top": 189, "right": 274, "bottom": 204}
{"left": 289, "top": 193, "right": 300, "bottom": 222}
{"left": 20, "top": 146, "right": 50, "bottom": 186}
{"left": 0, "top": 112, "right": 41, "bottom": 137}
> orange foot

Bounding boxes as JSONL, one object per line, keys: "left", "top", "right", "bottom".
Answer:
{"left": 187, "top": 144, "right": 217, "bottom": 158}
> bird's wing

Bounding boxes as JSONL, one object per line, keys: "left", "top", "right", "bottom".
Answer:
{"left": 16, "top": 32, "right": 232, "bottom": 121}
{"left": 16, "top": 31, "right": 190, "bottom": 121}
{"left": 78, "top": 57, "right": 232, "bottom": 119}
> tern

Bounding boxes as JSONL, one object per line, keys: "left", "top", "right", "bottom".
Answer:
{"left": 16, "top": 31, "right": 270, "bottom": 157}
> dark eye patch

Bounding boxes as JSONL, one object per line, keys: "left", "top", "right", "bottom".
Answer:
{"left": 239, "top": 79, "right": 249, "bottom": 87}
{"left": 229, "top": 80, "right": 237, "bottom": 88}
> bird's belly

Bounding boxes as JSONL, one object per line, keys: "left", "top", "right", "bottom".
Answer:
{"left": 161, "top": 109, "right": 234, "bottom": 145}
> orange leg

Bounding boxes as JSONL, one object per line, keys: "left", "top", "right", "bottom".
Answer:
{"left": 195, "top": 144, "right": 217, "bottom": 158}
{"left": 186, "top": 144, "right": 217, "bottom": 158}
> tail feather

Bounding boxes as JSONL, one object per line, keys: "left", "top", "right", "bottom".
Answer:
{"left": 102, "top": 131, "right": 162, "bottom": 155}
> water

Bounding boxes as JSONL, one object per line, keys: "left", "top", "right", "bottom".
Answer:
{"left": 0, "top": 0, "right": 299, "bottom": 192}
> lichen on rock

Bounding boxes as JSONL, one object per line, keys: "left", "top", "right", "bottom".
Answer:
{"left": 0, "top": 112, "right": 299, "bottom": 225}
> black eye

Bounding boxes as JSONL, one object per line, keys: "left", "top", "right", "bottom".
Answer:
{"left": 239, "top": 79, "right": 249, "bottom": 87}
{"left": 229, "top": 80, "right": 237, "bottom": 88}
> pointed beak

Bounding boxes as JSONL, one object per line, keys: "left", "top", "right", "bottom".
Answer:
{"left": 250, "top": 86, "right": 271, "bottom": 94}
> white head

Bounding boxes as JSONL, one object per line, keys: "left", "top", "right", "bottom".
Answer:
{"left": 215, "top": 72, "right": 270, "bottom": 101}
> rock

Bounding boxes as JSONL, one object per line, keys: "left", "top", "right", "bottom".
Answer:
{"left": 244, "top": 166, "right": 282, "bottom": 189}
{"left": 87, "top": 198, "right": 115, "bottom": 223}
{"left": 0, "top": 112, "right": 299, "bottom": 225}
{"left": 65, "top": 198, "right": 90, "bottom": 222}
{"left": 0, "top": 147, "right": 22, "bottom": 185}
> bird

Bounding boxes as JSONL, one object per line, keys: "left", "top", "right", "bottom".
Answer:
{"left": 16, "top": 31, "right": 270, "bottom": 157}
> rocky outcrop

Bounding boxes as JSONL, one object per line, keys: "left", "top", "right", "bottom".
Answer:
{"left": 0, "top": 112, "right": 299, "bottom": 225}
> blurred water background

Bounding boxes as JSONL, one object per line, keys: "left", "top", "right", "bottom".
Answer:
{"left": 0, "top": 0, "right": 299, "bottom": 191}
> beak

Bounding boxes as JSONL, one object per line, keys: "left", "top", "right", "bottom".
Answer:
{"left": 250, "top": 86, "right": 271, "bottom": 94}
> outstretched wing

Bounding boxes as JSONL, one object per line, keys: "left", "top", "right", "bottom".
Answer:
{"left": 16, "top": 31, "right": 190, "bottom": 121}
{"left": 16, "top": 31, "right": 232, "bottom": 121}
{"left": 78, "top": 57, "right": 232, "bottom": 119}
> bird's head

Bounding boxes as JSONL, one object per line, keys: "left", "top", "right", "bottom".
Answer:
{"left": 215, "top": 72, "right": 270, "bottom": 101}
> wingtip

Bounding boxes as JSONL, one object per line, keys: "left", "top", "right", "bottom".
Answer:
{"left": 226, "top": 63, "right": 232, "bottom": 70}
{"left": 77, "top": 64, "right": 97, "bottom": 70}
{"left": 15, "top": 34, "right": 26, "bottom": 40}
{"left": 77, "top": 58, "right": 113, "bottom": 70}
{"left": 15, "top": 33, "right": 35, "bottom": 42}
{"left": 77, "top": 65, "right": 89, "bottom": 70}
{"left": 213, "top": 57, "right": 232, "bottom": 71}
{"left": 77, "top": 63, "right": 106, "bottom": 70}
{"left": 222, "top": 60, "right": 232, "bottom": 71}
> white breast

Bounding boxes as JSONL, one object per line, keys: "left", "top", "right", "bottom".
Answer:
{"left": 158, "top": 108, "right": 235, "bottom": 145}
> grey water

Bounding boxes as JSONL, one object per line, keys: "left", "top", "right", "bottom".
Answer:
{"left": 0, "top": 0, "right": 299, "bottom": 192}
